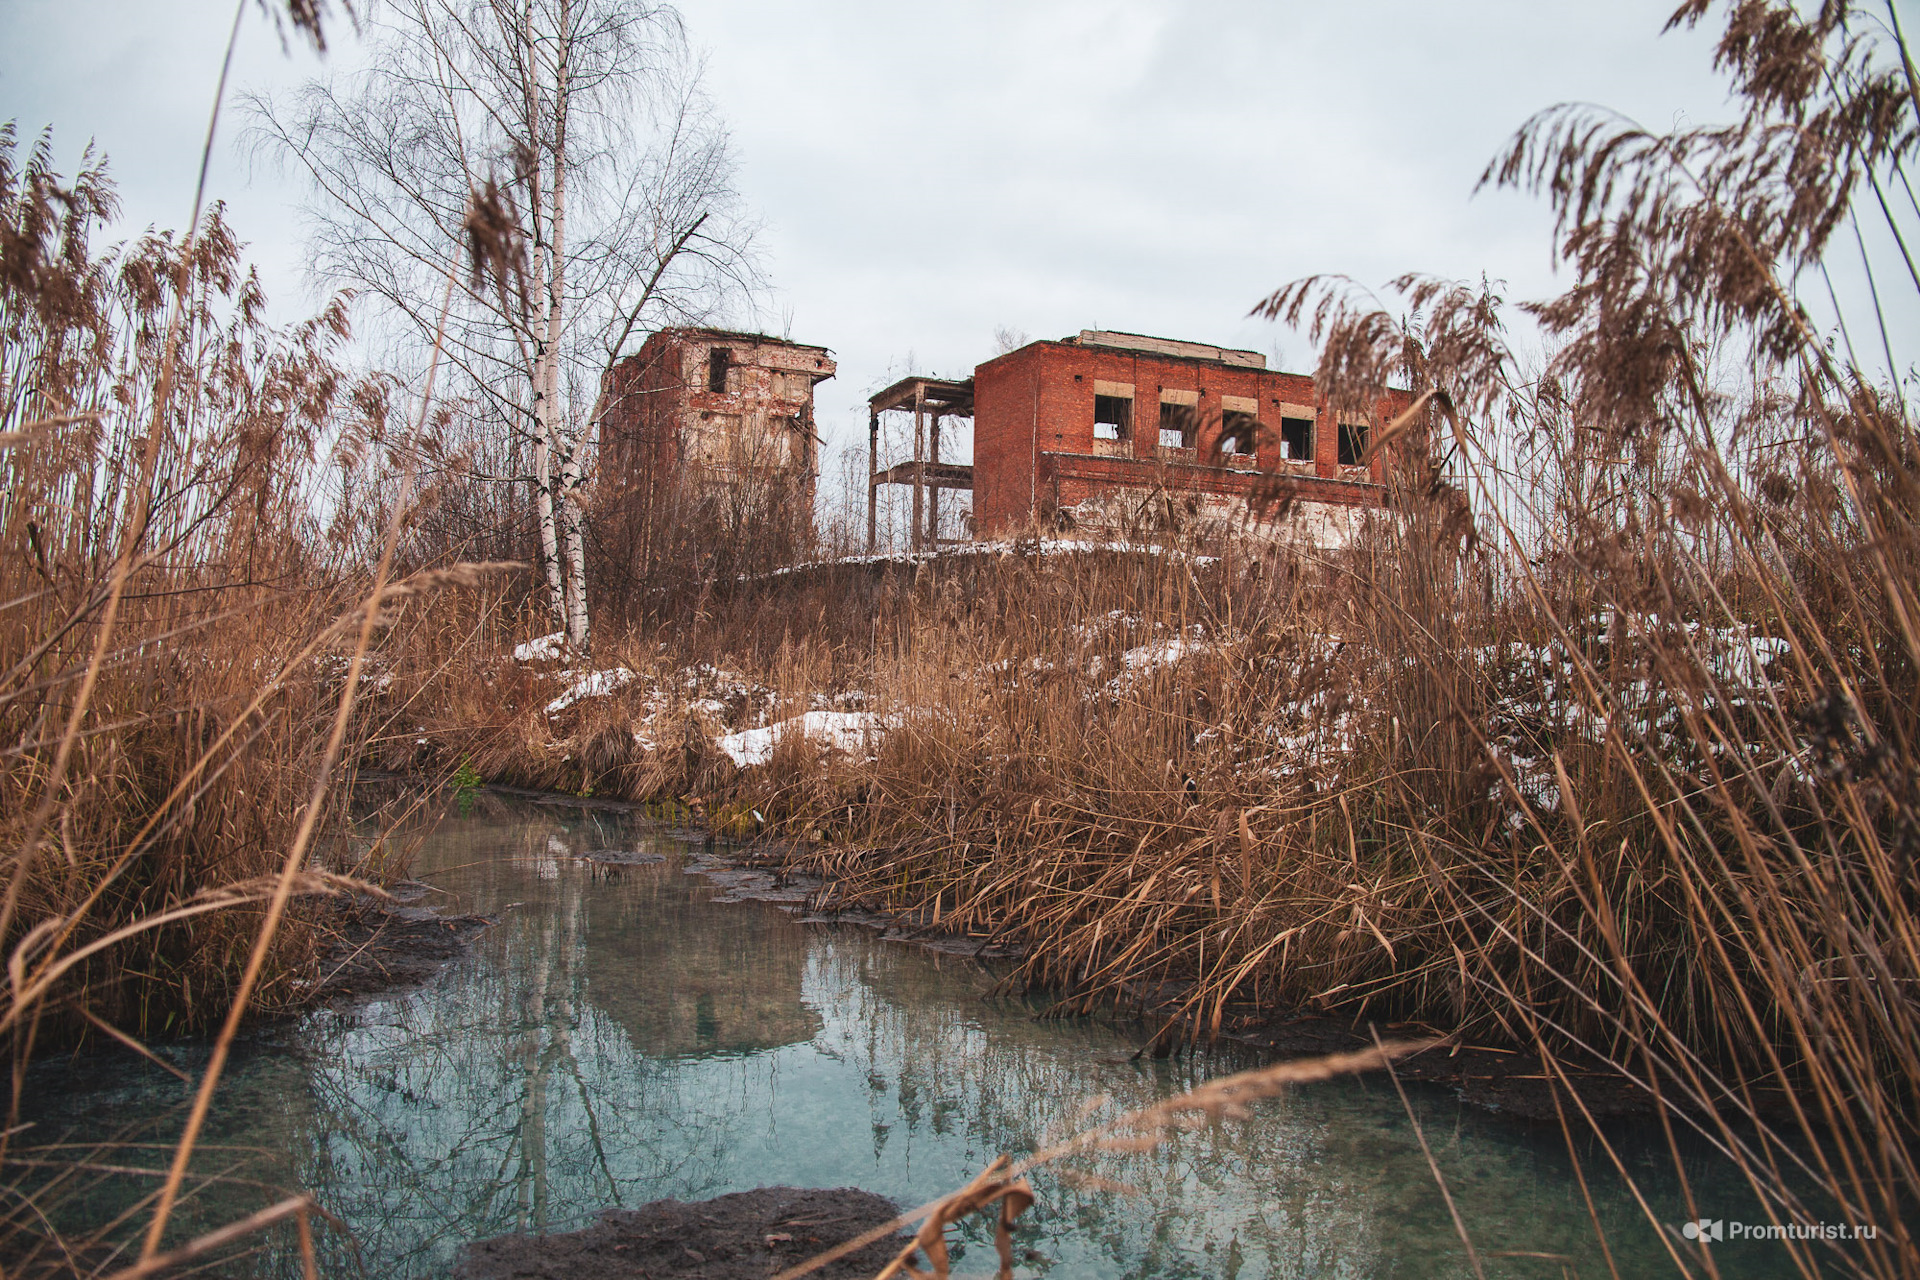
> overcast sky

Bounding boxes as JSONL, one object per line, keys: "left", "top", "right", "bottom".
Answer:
{"left": 6, "top": 0, "right": 1740, "bottom": 472}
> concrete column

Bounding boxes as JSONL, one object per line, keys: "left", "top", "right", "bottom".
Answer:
{"left": 911, "top": 385, "right": 926, "bottom": 551}
{"left": 928, "top": 409, "right": 941, "bottom": 546}
{"left": 867, "top": 408, "right": 879, "bottom": 553}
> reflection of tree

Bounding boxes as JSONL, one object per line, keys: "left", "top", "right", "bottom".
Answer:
{"left": 19, "top": 803, "right": 1795, "bottom": 1279}
{"left": 785, "top": 942, "right": 1769, "bottom": 1280}
{"left": 281, "top": 809, "right": 805, "bottom": 1273}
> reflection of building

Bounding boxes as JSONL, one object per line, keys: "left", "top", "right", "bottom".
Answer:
{"left": 585, "top": 875, "right": 821, "bottom": 1057}
{"left": 600, "top": 328, "right": 837, "bottom": 564}
{"left": 870, "top": 330, "right": 1407, "bottom": 549}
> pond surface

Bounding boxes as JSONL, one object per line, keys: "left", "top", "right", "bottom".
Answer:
{"left": 23, "top": 796, "right": 1804, "bottom": 1277}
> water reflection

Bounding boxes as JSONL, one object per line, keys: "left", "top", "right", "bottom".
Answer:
{"left": 20, "top": 798, "right": 1798, "bottom": 1278}
{"left": 582, "top": 864, "right": 821, "bottom": 1057}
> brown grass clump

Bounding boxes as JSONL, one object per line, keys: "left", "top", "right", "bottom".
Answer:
{"left": 0, "top": 122, "right": 510, "bottom": 1272}
{"left": 403, "top": 3, "right": 1915, "bottom": 1272}
{"left": 0, "top": 124, "right": 378, "bottom": 1053}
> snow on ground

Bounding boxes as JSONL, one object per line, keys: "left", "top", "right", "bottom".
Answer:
{"left": 314, "top": 653, "right": 397, "bottom": 691}
{"left": 515, "top": 654, "right": 788, "bottom": 757}
{"left": 514, "top": 632, "right": 567, "bottom": 663}
{"left": 1472, "top": 609, "right": 1796, "bottom": 818}
{"left": 1095, "top": 627, "right": 1216, "bottom": 698}
{"left": 676, "top": 662, "right": 767, "bottom": 697}
{"left": 628, "top": 684, "right": 669, "bottom": 752}
{"left": 1122, "top": 639, "right": 1196, "bottom": 671}
{"left": 505, "top": 606, "right": 1799, "bottom": 808}
{"left": 745, "top": 540, "right": 1219, "bottom": 581}
{"left": 714, "top": 711, "right": 897, "bottom": 768}
{"left": 1070, "top": 609, "right": 1141, "bottom": 646}
{"left": 544, "top": 668, "right": 638, "bottom": 715}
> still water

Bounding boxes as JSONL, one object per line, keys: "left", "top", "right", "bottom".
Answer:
{"left": 24, "top": 797, "right": 1797, "bottom": 1277}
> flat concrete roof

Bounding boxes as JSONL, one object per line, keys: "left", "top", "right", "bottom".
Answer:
{"left": 869, "top": 376, "right": 975, "bottom": 416}
{"left": 1066, "top": 329, "right": 1267, "bottom": 369}
{"left": 650, "top": 325, "right": 832, "bottom": 356}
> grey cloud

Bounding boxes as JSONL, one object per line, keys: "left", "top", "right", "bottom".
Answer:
{"left": 6, "top": 0, "right": 1734, "bottom": 477}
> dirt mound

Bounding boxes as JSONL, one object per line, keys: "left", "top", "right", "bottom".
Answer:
{"left": 452, "top": 1186, "right": 903, "bottom": 1280}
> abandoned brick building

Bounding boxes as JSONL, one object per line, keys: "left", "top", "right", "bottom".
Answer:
{"left": 869, "top": 330, "right": 1402, "bottom": 549}
{"left": 599, "top": 327, "right": 836, "bottom": 564}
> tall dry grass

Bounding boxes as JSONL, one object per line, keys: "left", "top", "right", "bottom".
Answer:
{"left": 0, "top": 109, "right": 514, "bottom": 1269}
{"left": 0, "top": 124, "right": 378, "bottom": 1053}
{"left": 427, "top": 2, "right": 1918, "bottom": 1272}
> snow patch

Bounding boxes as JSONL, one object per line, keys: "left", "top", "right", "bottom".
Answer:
{"left": 1122, "top": 639, "right": 1195, "bottom": 671}
{"left": 715, "top": 711, "right": 897, "bottom": 768}
{"left": 514, "top": 632, "right": 567, "bottom": 663}
{"left": 544, "top": 668, "right": 637, "bottom": 715}
{"left": 743, "top": 539, "right": 1219, "bottom": 582}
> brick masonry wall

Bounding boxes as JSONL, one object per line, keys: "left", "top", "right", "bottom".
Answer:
{"left": 598, "top": 333, "right": 682, "bottom": 519}
{"left": 972, "top": 346, "right": 1042, "bottom": 537}
{"left": 598, "top": 329, "right": 834, "bottom": 542}
{"left": 971, "top": 340, "right": 1407, "bottom": 537}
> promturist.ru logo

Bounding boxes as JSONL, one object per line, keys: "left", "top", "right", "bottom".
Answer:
{"left": 1677, "top": 1218, "right": 1877, "bottom": 1243}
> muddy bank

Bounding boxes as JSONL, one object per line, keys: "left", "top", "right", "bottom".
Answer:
{"left": 1106, "top": 979, "right": 1654, "bottom": 1122}
{"left": 684, "top": 841, "right": 1026, "bottom": 959}
{"left": 452, "top": 1186, "right": 904, "bottom": 1280}
{"left": 303, "top": 882, "right": 492, "bottom": 1005}
{"left": 709, "top": 839, "right": 1661, "bottom": 1122}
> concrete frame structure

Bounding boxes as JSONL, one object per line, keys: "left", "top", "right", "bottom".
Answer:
{"left": 866, "top": 376, "right": 975, "bottom": 552}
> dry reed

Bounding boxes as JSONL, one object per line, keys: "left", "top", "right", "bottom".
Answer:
{"left": 1, "top": 72, "right": 509, "bottom": 1268}
{"left": 381, "top": 4, "right": 1920, "bottom": 1273}
{"left": 10, "top": 0, "right": 1920, "bottom": 1276}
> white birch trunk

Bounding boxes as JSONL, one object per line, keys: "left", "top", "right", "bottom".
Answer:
{"left": 545, "top": 0, "right": 590, "bottom": 658}
{"left": 522, "top": 0, "right": 569, "bottom": 641}
{"left": 560, "top": 442, "right": 589, "bottom": 656}
{"left": 533, "top": 432, "right": 565, "bottom": 633}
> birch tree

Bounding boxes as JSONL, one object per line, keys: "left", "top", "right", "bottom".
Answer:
{"left": 249, "top": 0, "right": 757, "bottom": 657}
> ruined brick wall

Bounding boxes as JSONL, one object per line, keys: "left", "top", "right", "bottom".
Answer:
{"left": 598, "top": 334, "right": 682, "bottom": 528}
{"left": 971, "top": 338, "right": 1406, "bottom": 540}
{"left": 596, "top": 328, "right": 835, "bottom": 573}
{"left": 971, "top": 347, "right": 1042, "bottom": 537}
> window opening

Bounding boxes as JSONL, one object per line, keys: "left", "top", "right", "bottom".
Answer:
{"left": 1093, "top": 394, "right": 1132, "bottom": 441}
{"left": 707, "top": 347, "right": 731, "bottom": 393}
{"left": 1338, "top": 421, "right": 1368, "bottom": 466}
{"left": 1159, "top": 402, "right": 1194, "bottom": 449}
{"left": 1222, "top": 410, "right": 1257, "bottom": 455}
{"left": 1281, "top": 417, "right": 1314, "bottom": 461}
